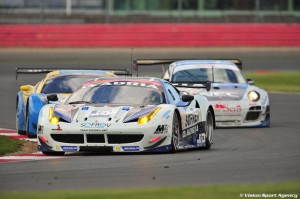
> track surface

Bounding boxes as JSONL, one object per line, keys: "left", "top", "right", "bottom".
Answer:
{"left": 0, "top": 48, "right": 299, "bottom": 191}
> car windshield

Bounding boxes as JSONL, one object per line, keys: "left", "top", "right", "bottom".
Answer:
{"left": 66, "top": 83, "right": 164, "bottom": 106}
{"left": 41, "top": 75, "right": 101, "bottom": 94}
{"left": 171, "top": 65, "right": 247, "bottom": 84}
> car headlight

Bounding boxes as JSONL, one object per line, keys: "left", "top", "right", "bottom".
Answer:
{"left": 138, "top": 107, "right": 161, "bottom": 124}
{"left": 248, "top": 91, "right": 260, "bottom": 102}
{"left": 49, "top": 107, "right": 60, "bottom": 124}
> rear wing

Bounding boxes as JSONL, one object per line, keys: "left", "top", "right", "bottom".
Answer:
{"left": 16, "top": 67, "right": 131, "bottom": 80}
{"left": 133, "top": 59, "right": 242, "bottom": 75}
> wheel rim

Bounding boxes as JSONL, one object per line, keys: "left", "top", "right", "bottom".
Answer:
{"left": 206, "top": 111, "right": 213, "bottom": 143}
{"left": 172, "top": 113, "right": 180, "bottom": 149}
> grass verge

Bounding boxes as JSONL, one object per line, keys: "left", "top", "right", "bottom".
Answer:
{"left": 245, "top": 72, "right": 300, "bottom": 93}
{"left": 0, "top": 181, "right": 299, "bottom": 199}
{"left": 0, "top": 135, "right": 25, "bottom": 156}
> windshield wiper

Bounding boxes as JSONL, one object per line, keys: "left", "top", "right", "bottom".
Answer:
{"left": 68, "top": 101, "right": 93, "bottom": 105}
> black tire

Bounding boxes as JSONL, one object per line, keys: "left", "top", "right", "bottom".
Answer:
{"left": 170, "top": 112, "right": 180, "bottom": 153}
{"left": 204, "top": 109, "right": 214, "bottom": 150}
{"left": 16, "top": 98, "right": 26, "bottom": 135}
{"left": 42, "top": 151, "right": 65, "bottom": 156}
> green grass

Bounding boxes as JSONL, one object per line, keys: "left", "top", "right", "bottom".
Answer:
{"left": 0, "top": 135, "right": 25, "bottom": 156}
{"left": 245, "top": 72, "right": 300, "bottom": 93}
{"left": 0, "top": 181, "right": 299, "bottom": 199}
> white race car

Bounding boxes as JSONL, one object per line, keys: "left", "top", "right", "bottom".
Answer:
{"left": 134, "top": 59, "right": 270, "bottom": 128}
{"left": 37, "top": 77, "right": 215, "bottom": 155}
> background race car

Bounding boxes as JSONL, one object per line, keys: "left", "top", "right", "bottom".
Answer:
{"left": 16, "top": 69, "right": 122, "bottom": 138}
{"left": 37, "top": 77, "right": 215, "bottom": 155}
{"left": 134, "top": 59, "right": 270, "bottom": 128}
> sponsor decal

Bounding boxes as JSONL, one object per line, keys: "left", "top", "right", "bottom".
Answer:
{"left": 90, "top": 111, "right": 111, "bottom": 118}
{"left": 162, "top": 110, "right": 171, "bottom": 119}
{"left": 184, "top": 114, "right": 199, "bottom": 128}
{"left": 122, "top": 107, "right": 130, "bottom": 111}
{"left": 182, "top": 123, "right": 199, "bottom": 138}
{"left": 80, "top": 123, "right": 111, "bottom": 128}
{"left": 61, "top": 146, "right": 78, "bottom": 152}
{"left": 122, "top": 146, "right": 140, "bottom": 152}
{"left": 55, "top": 145, "right": 61, "bottom": 151}
{"left": 114, "top": 145, "right": 122, "bottom": 152}
{"left": 214, "top": 104, "right": 241, "bottom": 113}
{"left": 101, "top": 82, "right": 159, "bottom": 89}
{"left": 82, "top": 107, "right": 89, "bottom": 110}
{"left": 52, "top": 124, "right": 62, "bottom": 131}
{"left": 197, "top": 133, "right": 206, "bottom": 145}
{"left": 154, "top": 125, "right": 168, "bottom": 134}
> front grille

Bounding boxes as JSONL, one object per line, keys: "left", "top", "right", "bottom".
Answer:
{"left": 51, "top": 134, "right": 84, "bottom": 144}
{"left": 107, "top": 134, "right": 144, "bottom": 144}
{"left": 249, "top": 106, "right": 261, "bottom": 110}
{"left": 245, "top": 112, "right": 260, "bottom": 121}
{"left": 87, "top": 134, "right": 105, "bottom": 143}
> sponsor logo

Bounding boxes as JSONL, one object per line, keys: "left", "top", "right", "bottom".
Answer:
{"left": 102, "top": 82, "right": 159, "bottom": 89}
{"left": 114, "top": 145, "right": 122, "bottom": 152}
{"left": 154, "top": 125, "right": 168, "bottom": 134}
{"left": 61, "top": 146, "right": 78, "bottom": 152}
{"left": 122, "top": 107, "right": 130, "bottom": 111}
{"left": 80, "top": 123, "right": 111, "bottom": 128}
{"left": 122, "top": 146, "right": 140, "bottom": 152}
{"left": 52, "top": 124, "right": 62, "bottom": 131}
{"left": 82, "top": 107, "right": 89, "bottom": 110}
{"left": 55, "top": 145, "right": 61, "bottom": 151}
{"left": 214, "top": 104, "right": 241, "bottom": 113}
{"left": 162, "top": 110, "right": 171, "bottom": 119}
{"left": 184, "top": 114, "right": 199, "bottom": 128}
{"left": 90, "top": 111, "right": 111, "bottom": 118}
{"left": 182, "top": 123, "right": 199, "bottom": 138}
{"left": 197, "top": 133, "right": 206, "bottom": 145}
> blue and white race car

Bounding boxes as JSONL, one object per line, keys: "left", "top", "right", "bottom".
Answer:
{"left": 37, "top": 77, "right": 215, "bottom": 155}
{"left": 134, "top": 59, "right": 270, "bottom": 128}
{"left": 16, "top": 69, "right": 117, "bottom": 137}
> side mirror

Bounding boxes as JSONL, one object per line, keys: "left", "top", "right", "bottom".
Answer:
{"left": 247, "top": 78, "right": 255, "bottom": 85}
{"left": 206, "top": 81, "right": 211, "bottom": 91}
{"left": 182, "top": 94, "right": 194, "bottom": 102}
{"left": 20, "top": 85, "right": 33, "bottom": 92}
{"left": 47, "top": 94, "right": 58, "bottom": 101}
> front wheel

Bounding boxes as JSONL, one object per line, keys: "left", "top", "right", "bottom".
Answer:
{"left": 170, "top": 112, "right": 180, "bottom": 153}
{"left": 204, "top": 109, "right": 214, "bottom": 150}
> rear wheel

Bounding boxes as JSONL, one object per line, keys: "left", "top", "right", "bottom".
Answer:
{"left": 42, "top": 151, "right": 65, "bottom": 156}
{"left": 204, "top": 109, "right": 214, "bottom": 150}
{"left": 170, "top": 112, "right": 180, "bottom": 153}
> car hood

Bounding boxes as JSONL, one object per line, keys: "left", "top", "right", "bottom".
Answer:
{"left": 53, "top": 104, "right": 158, "bottom": 123}
{"left": 179, "top": 83, "right": 249, "bottom": 101}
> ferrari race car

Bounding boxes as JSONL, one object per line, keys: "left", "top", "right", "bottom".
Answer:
{"left": 16, "top": 69, "right": 118, "bottom": 137}
{"left": 37, "top": 77, "right": 215, "bottom": 155}
{"left": 134, "top": 59, "right": 270, "bottom": 128}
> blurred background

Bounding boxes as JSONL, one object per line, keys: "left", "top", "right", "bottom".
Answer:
{"left": 1, "top": 0, "right": 300, "bottom": 23}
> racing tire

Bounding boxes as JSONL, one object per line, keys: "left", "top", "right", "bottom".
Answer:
{"left": 42, "top": 151, "right": 65, "bottom": 156}
{"left": 170, "top": 112, "right": 180, "bottom": 153}
{"left": 16, "top": 99, "right": 26, "bottom": 135}
{"left": 204, "top": 109, "right": 214, "bottom": 150}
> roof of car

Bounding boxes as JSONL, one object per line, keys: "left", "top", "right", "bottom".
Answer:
{"left": 172, "top": 60, "right": 237, "bottom": 66}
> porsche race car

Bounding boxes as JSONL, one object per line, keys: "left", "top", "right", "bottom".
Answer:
{"left": 37, "top": 77, "right": 215, "bottom": 155}
{"left": 134, "top": 59, "right": 270, "bottom": 128}
{"left": 16, "top": 69, "right": 119, "bottom": 137}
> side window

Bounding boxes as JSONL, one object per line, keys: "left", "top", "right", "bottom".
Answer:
{"left": 164, "top": 83, "right": 180, "bottom": 104}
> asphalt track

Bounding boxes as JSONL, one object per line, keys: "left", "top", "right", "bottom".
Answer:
{"left": 0, "top": 48, "right": 299, "bottom": 191}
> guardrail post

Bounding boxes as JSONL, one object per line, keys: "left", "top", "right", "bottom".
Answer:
{"left": 66, "top": 0, "right": 72, "bottom": 16}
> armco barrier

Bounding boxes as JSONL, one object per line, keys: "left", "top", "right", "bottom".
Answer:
{"left": 0, "top": 24, "right": 299, "bottom": 47}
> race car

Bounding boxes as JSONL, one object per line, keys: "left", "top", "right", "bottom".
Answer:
{"left": 16, "top": 69, "right": 120, "bottom": 138}
{"left": 134, "top": 59, "right": 270, "bottom": 128}
{"left": 37, "top": 77, "right": 215, "bottom": 155}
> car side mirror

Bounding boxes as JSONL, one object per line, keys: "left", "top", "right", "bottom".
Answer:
{"left": 182, "top": 94, "right": 194, "bottom": 102}
{"left": 20, "top": 85, "right": 33, "bottom": 92}
{"left": 247, "top": 78, "right": 255, "bottom": 85}
{"left": 47, "top": 94, "right": 58, "bottom": 101}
